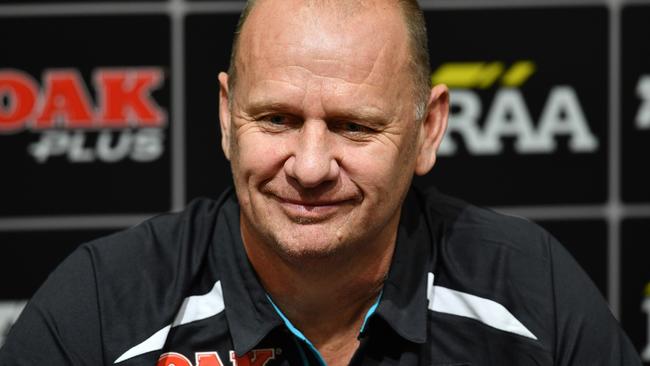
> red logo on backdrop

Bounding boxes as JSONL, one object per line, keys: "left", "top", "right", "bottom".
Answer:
{"left": 157, "top": 349, "right": 276, "bottom": 366}
{"left": 0, "top": 68, "right": 167, "bottom": 163}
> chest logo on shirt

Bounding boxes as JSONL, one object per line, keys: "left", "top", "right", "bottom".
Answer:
{"left": 157, "top": 348, "right": 276, "bottom": 366}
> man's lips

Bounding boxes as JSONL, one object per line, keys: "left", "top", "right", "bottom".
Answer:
{"left": 277, "top": 196, "right": 351, "bottom": 207}
{"left": 270, "top": 194, "right": 356, "bottom": 221}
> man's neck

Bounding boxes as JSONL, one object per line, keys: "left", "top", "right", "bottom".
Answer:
{"left": 240, "top": 214, "right": 399, "bottom": 366}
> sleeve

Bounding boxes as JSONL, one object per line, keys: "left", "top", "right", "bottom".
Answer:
{"left": 549, "top": 233, "right": 642, "bottom": 365}
{"left": 0, "top": 246, "right": 104, "bottom": 366}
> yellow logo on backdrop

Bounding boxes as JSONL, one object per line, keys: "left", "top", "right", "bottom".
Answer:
{"left": 432, "top": 61, "right": 536, "bottom": 89}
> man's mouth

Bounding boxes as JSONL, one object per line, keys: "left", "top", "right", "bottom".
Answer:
{"left": 271, "top": 195, "right": 354, "bottom": 222}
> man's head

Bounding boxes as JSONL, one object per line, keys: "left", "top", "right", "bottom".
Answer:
{"left": 218, "top": 0, "right": 449, "bottom": 264}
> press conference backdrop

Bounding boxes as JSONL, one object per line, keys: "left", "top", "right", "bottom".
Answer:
{"left": 0, "top": 0, "right": 649, "bottom": 360}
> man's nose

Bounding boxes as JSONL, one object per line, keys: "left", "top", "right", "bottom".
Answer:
{"left": 284, "top": 120, "right": 340, "bottom": 188}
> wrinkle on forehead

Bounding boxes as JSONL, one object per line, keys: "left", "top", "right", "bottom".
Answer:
{"left": 238, "top": 0, "right": 411, "bottom": 85}
{"left": 258, "top": 48, "right": 394, "bottom": 89}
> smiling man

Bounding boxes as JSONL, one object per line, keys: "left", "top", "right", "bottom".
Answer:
{"left": 0, "top": 0, "right": 642, "bottom": 365}
{"left": 215, "top": 0, "right": 447, "bottom": 364}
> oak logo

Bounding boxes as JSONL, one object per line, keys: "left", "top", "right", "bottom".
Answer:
{"left": 0, "top": 68, "right": 167, "bottom": 163}
{"left": 433, "top": 61, "right": 598, "bottom": 156}
{"left": 157, "top": 349, "right": 276, "bottom": 366}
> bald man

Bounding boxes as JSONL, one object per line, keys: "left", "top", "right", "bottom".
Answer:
{"left": 0, "top": 1, "right": 642, "bottom": 365}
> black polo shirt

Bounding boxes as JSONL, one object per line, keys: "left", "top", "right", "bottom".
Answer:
{"left": 0, "top": 187, "right": 642, "bottom": 365}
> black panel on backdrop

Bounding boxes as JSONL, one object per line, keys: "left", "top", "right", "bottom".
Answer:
{"left": 417, "top": 7, "right": 608, "bottom": 206}
{"left": 185, "top": 13, "right": 240, "bottom": 201}
{"left": 0, "top": 16, "right": 171, "bottom": 215}
{"left": 0, "top": 229, "right": 115, "bottom": 299}
{"left": 622, "top": 5, "right": 650, "bottom": 204}
{"left": 535, "top": 219, "right": 608, "bottom": 297}
{"left": 621, "top": 219, "right": 650, "bottom": 364}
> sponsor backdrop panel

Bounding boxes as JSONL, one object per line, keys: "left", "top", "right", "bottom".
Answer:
{"left": 536, "top": 219, "right": 608, "bottom": 297}
{"left": 622, "top": 4, "right": 650, "bottom": 203}
{"left": 185, "top": 13, "right": 239, "bottom": 201}
{"left": 621, "top": 219, "right": 650, "bottom": 364}
{"left": 0, "top": 16, "right": 171, "bottom": 216}
{"left": 416, "top": 7, "right": 608, "bottom": 206}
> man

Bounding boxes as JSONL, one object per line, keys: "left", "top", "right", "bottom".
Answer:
{"left": 0, "top": 0, "right": 642, "bottom": 365}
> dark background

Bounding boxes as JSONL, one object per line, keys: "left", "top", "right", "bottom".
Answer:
{"left": 0, "top": 0, "right": 648, "bottom": 362}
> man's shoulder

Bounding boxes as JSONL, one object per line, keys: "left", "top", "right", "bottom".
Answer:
{"left": 418, "top": 187, "right": 561, "bottom": 355}
{"left": 85, "top": 190, "right": 235, "bottom": 267}
{"left": 1, "top": 192, "right": 240, "bottom": 365}
{"left": 415, "top": 187, "right": 642, "bottom": 366}
{"left": 74, "top": 189, "right": 239, "bottom": 309}
{"left": 70, "top": 191, "right": 237, "bottom": 359}
{"left": 418, "top": 186, "right": 552, "bottom": 263}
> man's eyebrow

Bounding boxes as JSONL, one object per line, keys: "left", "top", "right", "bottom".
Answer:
{"left": 327, "top": 108, "right": 391, "bottom": 126}
{"left": 243, "top": 100, "right": 301, "bottom": 116}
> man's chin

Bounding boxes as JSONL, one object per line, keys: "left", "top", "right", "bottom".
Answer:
{"left": 275, "top": 244, "right": 340, "bottom": 261}
{"left": 269, "top": 227, "right": 354, "bottom": 262}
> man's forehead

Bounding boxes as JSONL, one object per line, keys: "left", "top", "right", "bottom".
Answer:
{"left": 249, "top": 0, "right": 397, "bottom": 18}
{"left": 236, "top": 0, "right": 410, "bottom": 78}
{"left": 239, "top": 0, "right": 408, "bottom": 49}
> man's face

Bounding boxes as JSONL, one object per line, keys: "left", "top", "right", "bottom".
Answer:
{"left": 219, "top": 0, "right": 446, "bottom": 261}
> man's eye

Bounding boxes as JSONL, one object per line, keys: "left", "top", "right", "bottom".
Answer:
{"left": 267, "top": 115, "right": 286, "bottom": 125}
{"left": 342, "top": 122, "right": 369, "bottom": 133}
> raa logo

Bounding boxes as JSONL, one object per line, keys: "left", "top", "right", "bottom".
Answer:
{"left": 157, "top": 349, "right": 276, "bottom": 366}
{"left": 433, "top": 60, "right": 598, "bottom": 156}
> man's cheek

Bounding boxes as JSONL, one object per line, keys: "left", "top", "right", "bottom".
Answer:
{"left": 244, "top": 135, "right": 287, "bottom": 161}
{"left": 340, "top": 147, "right": 385, "bottom": 174}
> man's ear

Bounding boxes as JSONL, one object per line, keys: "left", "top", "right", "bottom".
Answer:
{"left": 218, "top": 72, "right": 232, "bottom": 161}
{"left": 414, "top": 84, "right": 449, "bottom": 176}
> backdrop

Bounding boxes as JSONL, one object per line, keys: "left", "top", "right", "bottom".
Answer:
{"left": 0, "top": 0, "right": 649, "bottom": 362}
